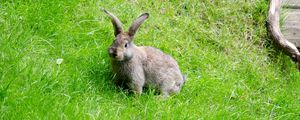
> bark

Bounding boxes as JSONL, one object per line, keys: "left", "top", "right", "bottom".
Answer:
{"left": 267, "top": 0, "right": 300, "bottom": 69}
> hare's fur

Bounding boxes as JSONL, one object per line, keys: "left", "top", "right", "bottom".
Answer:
{"left": 104, "top": 10, "right": 185, "bottom": 98}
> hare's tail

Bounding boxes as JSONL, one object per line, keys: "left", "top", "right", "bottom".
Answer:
{"left": 182, "top": 74, "right": 187, "bottom": 83}
{"left": 177, "top": 74, "right": 187, "bottom": 91}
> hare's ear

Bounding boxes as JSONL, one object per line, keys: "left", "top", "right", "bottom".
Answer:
{"left": 128, "top": 13, "right": 149, "bottom": 37}
{"left": 103, "top": 9, "right": 123, "bottom": 36}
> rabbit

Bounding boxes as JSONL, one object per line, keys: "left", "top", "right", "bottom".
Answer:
{"left": 103, "top": 9, "right": 186, "bottom": 98}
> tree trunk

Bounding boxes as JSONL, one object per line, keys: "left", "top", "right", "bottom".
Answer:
{"left": 267, "top": 0, "right": 300, "bottom": 69}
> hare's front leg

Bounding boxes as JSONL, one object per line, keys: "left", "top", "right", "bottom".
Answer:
{"left": 129, "top": 78, "right": 144, "bottom": 95}
{"left": 129, "top": 69, "right": 145, "bottom": 95}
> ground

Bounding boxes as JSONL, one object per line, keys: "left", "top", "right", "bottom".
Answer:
{"left": 0, "top": 0, "right": 299, "bottom": 119}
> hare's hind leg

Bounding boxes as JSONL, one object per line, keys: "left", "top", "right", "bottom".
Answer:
{"left": 160, "top": 81, "right": 182, "bottom": 99}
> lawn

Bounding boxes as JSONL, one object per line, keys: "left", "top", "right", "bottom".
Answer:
{"left": 0, "top": 0, "right": 299, "bottom": 119}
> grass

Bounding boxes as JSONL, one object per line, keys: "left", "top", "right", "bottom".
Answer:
{"left": 0, "top": 0, "right": 299, "bottom": 119}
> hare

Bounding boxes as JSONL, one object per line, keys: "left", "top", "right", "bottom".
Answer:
{"left": 104, "top": 9, "right": 186, "bottom": 98}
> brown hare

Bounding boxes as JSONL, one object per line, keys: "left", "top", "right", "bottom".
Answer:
{"left": 104, "top": 9, "right": 186, "bottom": 98}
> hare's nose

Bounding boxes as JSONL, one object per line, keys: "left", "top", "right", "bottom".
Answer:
{"left": 111, "top": 53, "right": 117, "bottom": 57}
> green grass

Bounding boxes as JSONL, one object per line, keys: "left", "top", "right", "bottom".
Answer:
{"left": 1, "top": 0, "right": 299, "bottom": 119}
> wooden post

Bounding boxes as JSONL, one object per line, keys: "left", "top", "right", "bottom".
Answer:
{"left": 267, "top": 0, "right": 300, "bottom": 69}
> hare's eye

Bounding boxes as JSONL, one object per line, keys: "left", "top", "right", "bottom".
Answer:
{"left": 124, "top": 43, "right": 128, "bottom": 48}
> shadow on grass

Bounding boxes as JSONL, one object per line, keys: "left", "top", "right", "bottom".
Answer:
{"left": 86, "top": 61, "right": 116, "bottom": 91}
{"left": 86, "top": 62, "right": 161, "bottom": 98}
{"left": 263, "top": 34, "right": 298, "bottom": 72}
{"left": 84, "top": 58, "right": 132, "bottom": 97}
